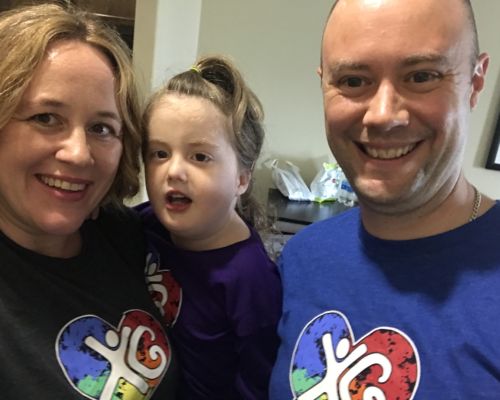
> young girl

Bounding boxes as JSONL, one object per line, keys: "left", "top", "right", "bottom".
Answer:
{"left": 138, "top": 56, "right": 282, "bottom": 399}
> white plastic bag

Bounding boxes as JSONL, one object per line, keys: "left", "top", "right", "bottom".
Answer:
{"left": 310, "top": 162, "right": 341, "bottom": 203}
{"left": 270, "top": 159, "right": 314, "bottom": 201}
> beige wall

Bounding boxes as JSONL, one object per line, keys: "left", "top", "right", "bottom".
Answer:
{"left": 132, "top": 0, "right": 202, "bottom": 204}
{"left": 134, "top": 1, "right": 500, "bottom": 203}
{"left": 465, "top": 0, "right": 500, "bottom": 198}
{"left": 197, "top": 0, "right": 500, "bottom": 200}
{"left": 197, "top": 0, "right": 333, "bottom": 201}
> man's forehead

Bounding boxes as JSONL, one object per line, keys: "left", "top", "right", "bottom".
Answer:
{"left": 329, "top": 0, "right": 464, "bottom": 20}
{"left": 325, "top": 0, "right": 468, "bottom": 43}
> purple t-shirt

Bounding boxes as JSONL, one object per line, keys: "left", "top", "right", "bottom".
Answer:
{"left": 138, "top": 203, "right": 282, "bottom": 399}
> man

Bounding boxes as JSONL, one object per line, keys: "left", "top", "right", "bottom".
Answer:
{"left": 270, "top": 0, "right": 500, "bottom": 398}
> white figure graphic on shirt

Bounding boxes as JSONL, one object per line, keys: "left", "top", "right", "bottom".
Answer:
{"left": 85, "top": 324, "right": 167, "bottom": 399}
{"left": 297, "top": 333, "right": 392, "bottom": 400}
{"left": 145, "top": 253, "right": 168, "bottom": 314}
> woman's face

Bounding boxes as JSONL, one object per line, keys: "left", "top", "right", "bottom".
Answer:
{"left": 0, "top": 40, "right": 123, "bottom": 256}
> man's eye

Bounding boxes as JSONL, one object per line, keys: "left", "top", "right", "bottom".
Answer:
{"left": 408, "top": 71, "right": 441, "bottom": 83}
{"left": 193, "top": 153, "right": 211, "bottom": 162}
{"left": 339, "top": 76, "right": 365, "bottom": 88}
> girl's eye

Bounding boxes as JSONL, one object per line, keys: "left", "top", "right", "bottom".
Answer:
{"left": 153, "top": 150, "right": 169, "bottom": 159}
{"left": 193, "top": 153, "right": 211, "bottom": 162}
{"left": 29, "top": 113, "right": 59, "bottom": 126}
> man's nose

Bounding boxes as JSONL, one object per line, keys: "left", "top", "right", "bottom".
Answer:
{"left": 362, "top": 81, "right": 410, "bottom": 131}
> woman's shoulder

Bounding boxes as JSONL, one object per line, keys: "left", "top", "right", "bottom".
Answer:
{"left": 88, "top": 205, "right": 145, "bottom": 256}
{"left": 96, "top": 204, "right": 142, "bottom": 231}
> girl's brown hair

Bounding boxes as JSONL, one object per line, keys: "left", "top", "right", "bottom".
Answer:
{"left": 143, "top": 56, "right": 267, "bottom": 229}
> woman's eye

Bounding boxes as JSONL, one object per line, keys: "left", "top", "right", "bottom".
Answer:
{"left": 30, "top": 113, "right": 58, "bottom": 126}
{"left": 193, "top": 153, "right": 211, "bottom": 162}
{"left": 89, "top": 123, "right": 119, "bottom": 138}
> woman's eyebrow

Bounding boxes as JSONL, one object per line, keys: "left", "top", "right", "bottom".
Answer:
{"left": 23, "top": 97, "right": 121, "bottom": 122}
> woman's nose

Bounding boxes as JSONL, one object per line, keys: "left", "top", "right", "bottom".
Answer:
{"left": 55, "top": 127, "right": 93, "bottom": 166}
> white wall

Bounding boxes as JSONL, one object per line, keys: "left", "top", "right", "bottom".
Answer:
{"left": 131, "top": 0, "right": 202, "bottom": 204}
{"left": 134, "top": 0, "right": 202, "bottom": 93}
{"left": 465, "top": 0, "right": 500, "bottom": 198}
{"left": 133, "top": 1, "right": 500, "bottom": 202}
{"left": 197, "top": 0, "right": 333, "bottom": 201}
{"left": 197, "top": 0, "right": 500, "bottom": 200}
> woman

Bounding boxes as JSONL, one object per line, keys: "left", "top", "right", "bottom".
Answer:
{"left": 0, "top": 3, "right": 176, "bottom": 398}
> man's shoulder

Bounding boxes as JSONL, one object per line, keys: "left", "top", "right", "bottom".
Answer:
{"left": 290, "top": 206, "right": 360, "bottom": 244}
{"left": 483, "top": 200, "right": 500, "bottom": 223}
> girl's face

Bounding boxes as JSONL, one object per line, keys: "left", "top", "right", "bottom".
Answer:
{"left": 145, "top": 94, "right": 250, "bottom": 250}
{"left": 0, "top": 40, "right": 123, "bottom": 257}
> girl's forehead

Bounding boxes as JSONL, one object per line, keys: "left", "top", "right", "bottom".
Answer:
{"left": 149, "top": 95, "right": 232, "bottom": 143}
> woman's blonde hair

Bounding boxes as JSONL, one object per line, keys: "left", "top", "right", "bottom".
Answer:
{"left": 0, "top": 3, "right": 142, "bottom": 206}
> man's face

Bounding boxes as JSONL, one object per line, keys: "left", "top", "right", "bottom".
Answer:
{"left": 320, "top": 0, "right": 487, "bottom": 215}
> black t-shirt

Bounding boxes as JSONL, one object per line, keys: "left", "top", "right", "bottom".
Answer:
{"left": 0, "top": 206, "right": 177, "bottom": 398}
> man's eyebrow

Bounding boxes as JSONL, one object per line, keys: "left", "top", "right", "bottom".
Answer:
{"left": 327, "top": 61, "right": 371, "bottom": 75}
{"left": 326, "top": 54, "right": 450, "bottom": 74}
{"left": 401, "top": 54, "right": 449, "bottom": 67}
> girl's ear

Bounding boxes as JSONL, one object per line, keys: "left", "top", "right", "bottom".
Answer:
{"left": 237, "top": 169, "right": 251, "bottom": 196}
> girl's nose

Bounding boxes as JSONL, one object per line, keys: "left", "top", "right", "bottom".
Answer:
{"left": 166, "top": 155, "right": 188, "bottom": 182}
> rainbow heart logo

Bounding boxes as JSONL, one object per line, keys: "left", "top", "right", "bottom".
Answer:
{"left": 56, "top": 310, "right": 170, "bottom": 399}
{"left": 145, "top": 252, "right": 182, "bottom": 326}
{"left": 291, "top": 311, "right": 419, "bottom": 399}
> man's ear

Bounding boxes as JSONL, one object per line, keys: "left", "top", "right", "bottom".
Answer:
{"left": 470, "top": 52, "right": 489, "bottom": 109}
{"left": 237, "top": 169, "right": 251, "bottom": 196}
{"left": 317, "top": 66, "right": 323, "bottom": 79}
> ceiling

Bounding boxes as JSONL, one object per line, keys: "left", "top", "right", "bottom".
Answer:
{"left": 0, "top": 0, "right": 135, "bottom": 21}
{"left": 0, "top": 0, "right": 136, "bottom": 48}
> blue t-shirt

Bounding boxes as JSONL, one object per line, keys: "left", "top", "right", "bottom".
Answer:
{"left": 270, "top": 202, "right": 500, "bottom": 399}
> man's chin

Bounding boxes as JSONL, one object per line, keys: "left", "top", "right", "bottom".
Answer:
{"left": 354, "top": 181, "right": 415, "bottom": 214}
